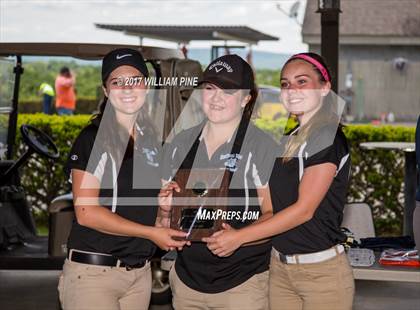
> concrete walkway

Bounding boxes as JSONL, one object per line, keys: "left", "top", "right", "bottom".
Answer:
{"left": 0, "top": 270, "right": 419, "bottom": 310}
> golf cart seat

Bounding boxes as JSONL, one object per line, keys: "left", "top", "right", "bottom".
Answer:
{"left": 48, "top": 193, "right": 74, "bottom": 257}
{"left": 49, "top": 193, "right": 73, "bottom": 212}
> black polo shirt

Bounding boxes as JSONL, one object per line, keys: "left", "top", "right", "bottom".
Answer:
{"left": 162, "top": 122, "right": 277, "bottom": 293}
{"left": 270, "top": 125, "right": 350, "bottom": 255}
{"left": 65, "top": 121, "right": 161, "bottom": 265}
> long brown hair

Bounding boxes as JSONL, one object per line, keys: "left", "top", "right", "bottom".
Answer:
{"left": 91, "top": 93, "right": 158, "bottom": 166}
{"left": 282, "top": 53, "right": 339, "bottom": 162}
{"left": 233, "top": 81, "right": 259, "bottom": 145}
{"left": 243, "top": 81, "right": 259, "bottom": 121}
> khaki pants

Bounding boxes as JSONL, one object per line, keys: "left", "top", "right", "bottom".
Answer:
{"left": 169, "top": 266, "right": 269, "bottom": 310}
{"left": 58, "top": 259, "right": 152, "bottom": 310}
{"left": 269, "top": 249, "right": 354, "bottom": 310}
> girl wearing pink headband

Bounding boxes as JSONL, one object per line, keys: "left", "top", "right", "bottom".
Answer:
{"left": 205, "top": 52, "right": 354, "bottom": 310}
{"left": 290, "top": 53, "right": 331, "bottom": 82}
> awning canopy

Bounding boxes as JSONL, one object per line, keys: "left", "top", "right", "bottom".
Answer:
{"left": 0, "top": 42, "right": 184, "bottom": 60}
{"left": 95, "top": 24, "right": 279, "bottom": 45}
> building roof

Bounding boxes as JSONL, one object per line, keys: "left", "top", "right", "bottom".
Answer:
{"left": 0, "top": 42, "right": 184, "bottom": 60}
{"left": 302, "top": 0, "right": 420, "bottom": 45}
{"left": 95, "top": 24, "right": 278, "bottom": 45}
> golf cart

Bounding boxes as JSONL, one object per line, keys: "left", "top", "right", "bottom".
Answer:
{"left": 0, "top": 42, "right": 201, "bottom": 305}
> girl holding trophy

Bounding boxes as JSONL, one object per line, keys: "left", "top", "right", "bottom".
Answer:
{"left": 205, "top": 52, "right": 354, "bottom": 310}
{"left": 59, "top": 48, "right": 187, "bottom": 310}
{"left": 159, "top": 54, "right": 277, "bottom": 310}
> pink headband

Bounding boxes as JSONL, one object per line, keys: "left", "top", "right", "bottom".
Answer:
{"left": 290, "top": 54, "right": 331, "bottom": 82}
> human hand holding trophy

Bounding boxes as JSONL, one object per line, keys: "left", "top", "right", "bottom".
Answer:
{"left": 169, "top": 168, "right": 229, "bottom": 241}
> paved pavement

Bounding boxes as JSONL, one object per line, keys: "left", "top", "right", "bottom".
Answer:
{"left": 0, "top": 270, "right": 172, "bottom": 310}
{"left": 0, "top": 270, "right": 419, "bottom": 310}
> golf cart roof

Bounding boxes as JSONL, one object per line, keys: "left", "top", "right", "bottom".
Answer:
{"left": 0, "top": 42, "right": 184, "bottom": 60}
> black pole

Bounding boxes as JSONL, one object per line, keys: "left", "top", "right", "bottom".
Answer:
{"left": 211, "top": 46, "right": 217, "bottom": 61}
{"left": 318, "top": 4, "right": 341, "bottom": 93}
{"left": 7, "top": 55, "right": 23, "bottom": 160}
{"left": 404, "top": 151, "right": 416, "bottom": 237}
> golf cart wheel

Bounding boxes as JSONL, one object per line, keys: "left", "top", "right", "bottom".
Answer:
{"left": 150, "top": 257, "right": 172, "bottom": 305}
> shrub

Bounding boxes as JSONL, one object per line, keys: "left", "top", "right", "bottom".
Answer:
{"left": 343, "top": 125, "right": 415, "bottom": 235}
{"left": 18, "top": 97, "right": 100, "bottom": 114}
{"left": 16, "top": 114, "right": 91, "bottom": 227}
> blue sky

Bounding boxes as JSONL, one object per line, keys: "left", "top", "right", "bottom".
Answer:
{"left": 0, "top": 0, "right": 308, "bottom": 53}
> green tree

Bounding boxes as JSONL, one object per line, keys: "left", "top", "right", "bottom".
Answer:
{"left": 20, "top": 60, "right": 101, "bottom": 101}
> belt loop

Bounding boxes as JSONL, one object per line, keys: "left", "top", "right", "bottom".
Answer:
{"left": 272, "top": 248, "right": 280, "bottom": 262}
{"left": 69, "top": 249, "right": 74, "bottom": 261}
{"left": 116, "top": 260, "right": 121, "bottom": 268}
{"left": 294, "top": 254, "right": 299, "bottom": 264}
{"left": 275, "top": 249, "right": 285, "bottom": 264}
{"left": 334, "top": 245, "right": 339, "bottom": 255}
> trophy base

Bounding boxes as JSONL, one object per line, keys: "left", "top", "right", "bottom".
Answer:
{"left": 170, "top": 206, "right": 223, "bottom": 242}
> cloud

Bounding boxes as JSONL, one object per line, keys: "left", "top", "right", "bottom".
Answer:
{"left": 0, "top": 0, "right": 307, "bottom": 53}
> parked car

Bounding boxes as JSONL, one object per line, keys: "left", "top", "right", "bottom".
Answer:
{"left": 257, "top": 85, "right": 287, "bottom": 120}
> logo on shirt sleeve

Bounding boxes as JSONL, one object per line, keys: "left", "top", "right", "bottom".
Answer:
{"left": 71, "top": 154, "right": 78, "bottom": 161}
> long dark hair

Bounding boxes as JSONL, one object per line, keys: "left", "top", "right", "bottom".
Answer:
{"left": 243, "top": 81, "right": 259, "bottom": 121}
{"left": 282, "top": 52, "right": 340, "bottom": 162}
{"left": 91, "top": 93, "right": 158, "bottom": 165}
{"left": 234, "top": 81, "right": 259, "bottom": 147}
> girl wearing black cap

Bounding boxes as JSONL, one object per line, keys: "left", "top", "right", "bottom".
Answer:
{"left": 58, "top": 48, "right": 187, "bottom": 310}
{"left": 159, "top": 54, "right": 277, "bottom": 310}
{"left": 205, "top": 52, "right": 354, "bottom": 310}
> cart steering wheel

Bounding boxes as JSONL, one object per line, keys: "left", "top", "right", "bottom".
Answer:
{"left": 0, "top": 125, "right": 59, "bottom": 186}
{"left": 20, "top": 124, "right": 59, "bottom": 159}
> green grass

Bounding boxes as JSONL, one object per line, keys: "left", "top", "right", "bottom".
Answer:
{"left": 36, "top": 225, "right": 49, "bottom": 236}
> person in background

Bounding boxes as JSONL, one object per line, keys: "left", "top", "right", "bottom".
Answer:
{"left": 38, "top": 82, "right": 55, "bottom": 114}
{"left": 414, "top": 115, "right": 420, "bottom": 253}
{"left": 55, "top": 66, "right": 76, "bottom": 115}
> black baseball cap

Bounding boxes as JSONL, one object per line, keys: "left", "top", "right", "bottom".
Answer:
{"left": 101, "top": 48, "right": 149, "bottom": 85}
{"left": 199, "top": 54, "right": 254, "bottom": 90}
